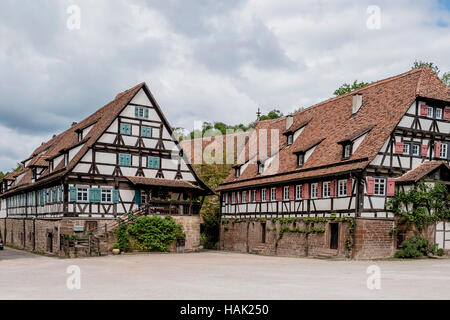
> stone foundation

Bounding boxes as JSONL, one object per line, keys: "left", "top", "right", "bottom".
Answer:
{"left": 220, "top": 219, "right": 352, "bottom": 258}
{"left": 0, "top": 215, "right": 201, "bottom": 256}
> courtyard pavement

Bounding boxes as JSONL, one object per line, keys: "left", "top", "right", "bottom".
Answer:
{"left": 0, "top": 247, "right": 449, "bottom": 300}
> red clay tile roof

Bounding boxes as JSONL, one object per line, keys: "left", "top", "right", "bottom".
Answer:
{"left": 217, "top": 67, "right": 450, "bottom": 191}
{"left": 396, "top": 161, "right": 450, "bottom": 183}
{"left": 125, "top": 176, "right": 204, "bottom": 190}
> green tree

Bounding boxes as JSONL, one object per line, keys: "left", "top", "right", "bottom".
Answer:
{"left": 334, "top": 80, "right": 370, "bottom": 96}
{"left": 260, "top": 109, "right": 283, "bottom": 120}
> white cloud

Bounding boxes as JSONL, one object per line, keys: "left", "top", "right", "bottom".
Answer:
{"left": 0, "top": 0, "right": 448, "bottom": 171}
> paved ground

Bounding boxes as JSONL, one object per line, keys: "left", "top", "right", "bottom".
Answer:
{"left": 1, "top": 247, "right": 449, "bottom": 300}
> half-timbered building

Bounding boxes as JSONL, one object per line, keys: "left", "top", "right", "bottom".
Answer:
{"left": 217, "top": 67, "right": 450, "bottom": 259}
{"left": 0, "top": 82, "right": 213, "bottom": 255}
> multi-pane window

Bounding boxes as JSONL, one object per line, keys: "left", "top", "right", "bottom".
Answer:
{"left": 440, "top": 143, "right": 448, "bottom": 159}
{"left": 311, "top": 183, "right": 318, "bottom": 199}
{"left": 141, "top": 191, "right": 147, "bottom": 205}
{"left": 435, "top": 108, "right": 443, "bottom": 119}
{"left": 261, "top": 189, "right": 267, "bottom": 202}
{"left": 283, "top": 186, "right": 289, "bottom": 201}
{"left": 287, "top": 134, "right": 293, "bottom": 145}
{"left": 258, "top": 163, "right": 264, "bottom": 174}
{"left": 412, "top": 144, "right": 420, "bottom": 156}
{"left": 427, "top": 106, "right": 434, "bottom": 118}
{"left": 252, "top": 190, "right": 256, "bottom": 202}
{"left": 295, "top": 185, "right": 302, "bottom": 200}
{"left": 77, "top": 187, "right": 88, "bottom": 202}
{"left": 338, "top": 180, "right": 347, "bottom": 197}
{"left": 297, "top": 154, "right": 304, "bottom": 167}
{"left": 231, "top": 192, "right": 236, "bottom": 204}
{"left": 101, "top": 189, "right": 112, "bottom": 203}
{"left": 403, "top": 143, "right": 410, "bottom": 155}
{"left": 242, "top": 191, "right": 247, "bottom": 203}
{"left": 270, "top": 188, "right": 276, "bottom": 201}
{"left": 374, "top": 178, "right": 386, "bottom": 196}
{"left": 323, "top": 181, "right": 331, "bottom": 198}
{"left": 343, "top": 144, "right": 352, "bottom": 159}
{"left": 135, "top": 106, "right": 148, "bottom": 118}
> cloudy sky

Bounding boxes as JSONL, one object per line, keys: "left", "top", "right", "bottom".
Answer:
{"left": 0, "top": 0, "right": 449, "bottom": 172}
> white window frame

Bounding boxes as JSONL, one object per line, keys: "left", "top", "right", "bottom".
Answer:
{"left": 403, "top": 143, "right": 410, "bottom": 155}
{"left": 283, "top": 186, "right": 289, "bottom": 201}
{"left": 435, "top": 108, "right": 443, "bottom": 120}
{"left": 297, "top": 154, "right": 304, "bottom": 167}
{"left": 252, "top": 190, "right": 256, "bottom": 203}
{"left": 261, "top": 189, "right": 267, "bottom": 202}
{"left": 427, "top": 106, "right": 434, "bottom": 118}
{"left": 77, "top": 187, "right": 88, "bottom": 202}
{"left": 412, "top": 144, "right": 420, "bottom": 156}
{"left": 440, "top": 143, "right": 448, "bottom": 159}
{"left": 242, "top": 191, "right": 247, "bottom": 203}
{"left": 323, "top": 181, "right": 331, "bottom": 198}
{"left": 270, "top": 188, "right": 276, "bottom": 202}
{"left": 141, "top": 191, "right": 147, "bottom": 205}
{"left": 311, "top": 183, "right": 318, "bottom": 199}
{"left": 338, "top": 180, "right": 347, "bottom": 197}
{"left": 231, "top": 192, "right": 236, "bottom": 204}
{"left": 344, "top": 144, "right": 351, "bottom": 158}
{"left": 287, "top": 134, "right": 293, "bottom": 145}
{"left": 258, "top": 163, "right": 264, "bottom": 174}
{"left": 136, "top": 106, "right": 146, "bottom": 118}
{"left": 295, "top": 185, "right": 302, "bottom": 200}
{"left": 235, "top": 167, "right": 240, "bottom": 178}
{"left": 101, "top": 189, "right": 112, "bottom": 203}
{"left": 374, "top": 178, "right": 386, "bottom": 196}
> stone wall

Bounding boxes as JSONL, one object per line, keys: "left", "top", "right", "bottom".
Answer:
{"left": 173, "top": 215, "right": 201, "bottom": 252}
{"left": 220, "top": 219, "right": 352, "bottom": 258}
{"left": 353, "top": 218, "right": 395, "bottom": 259}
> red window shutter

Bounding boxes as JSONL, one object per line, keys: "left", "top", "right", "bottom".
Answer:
{"left": 394, "top": 142, "right": 404, "bottom": 154}
{"left": 366, "top": 177, "right": 374, "bottom": 195}
{"left": 289, "top": 185, "right": 295, "bottom": 200}
{"left": 276, "top": 186, "right": 282, "bottom": 201}
{"left": 303, "top": 183, "right": 309, "bottom": 199}
{"left": 435, "top": 142, "right": 441, "bottom": 158}
{"left": 387, "top": 178, "right": 396, "bottom": 196}
{"left": 256, "top": 189, "right": 261, "bottom": 202}
{"left": 346, "top": 179, "right": 352, "bottom": 196}
{"left": 420, "top": 104, "right": 428, "bottom": 116}
{"left": 421, "top": 144, "right": 428, "bottom": 157}
{"left": 317, "top": 182, "right": 322, "bottom": 198}
{"left": 444, "top": 107, "right": 450, "bottom": 121}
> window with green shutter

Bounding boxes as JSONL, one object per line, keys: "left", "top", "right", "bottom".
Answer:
{"left": 89, "top": 188, "right": 101, "bottom": 203}
{"left": 141, "top": 126, "right": 152, "bottom": 138}
{"left": 69, "top": 186, "right": 77, "bottom": 202}
{"left": 120, "top": 123, "right": 131, "bottom": 135}
{"left": 148, "top": 156, "right": 160, "bottom": 169}
{"left": 119, "top": 153, "right": 131, "bottom": 166}
{"left": 113, "top": 189, "right": 119, "bottom": 203}
{"left": 135, "top": 106, "right": 149, "bottom": 119}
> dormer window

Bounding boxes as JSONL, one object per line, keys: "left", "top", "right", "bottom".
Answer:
{"left": 235, "top": 167, "right": 240, "bottom": 178}
{"left": 297, "top": 153, "right": 304, "bottom": 167}
{"left": 287, "top": 134, "right": 293, "bottom": 146}
{"left": 342, "top": 143, "right": 352, "bottom": 160}
{"left": 64, "top": 153, "right": 69, "bottom": 166}
{"left": 49, "top": 160, "right": 54, "bottom": 173}
{"left": 78, "top": 131, "right": 83, "bottom": 142}
{"left": 257, "top": 162, "right": 264, "bottom": 174}
{"left": 31, "top": 168, "right": 37, "bottom": 180}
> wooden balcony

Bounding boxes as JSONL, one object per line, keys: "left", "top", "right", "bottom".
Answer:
{"left": 141, "top": 199, "right": 202, "bottom": 216}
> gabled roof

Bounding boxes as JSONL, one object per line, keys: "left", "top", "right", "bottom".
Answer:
{"left": 217, "top": 67, "right": 450, "bottom": 191}
{"left": 1, "top": 82, "right": 214, "bottom": 196}
{"left": 396, "top": 161, "right": 450, "bottom": 183}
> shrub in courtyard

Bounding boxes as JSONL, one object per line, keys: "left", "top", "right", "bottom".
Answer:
{"left": 115, "top": 223, "right": 130, "bottom": 252}
{"left": 127, "top": 216, "right": 185, "bottom": 252}
{"left": 394, "top": 235, "right": 438, "bottom": 258}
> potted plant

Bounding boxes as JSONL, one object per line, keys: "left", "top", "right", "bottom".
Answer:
{"left": 112, "top": 243, "right": 120, "bottom": 255}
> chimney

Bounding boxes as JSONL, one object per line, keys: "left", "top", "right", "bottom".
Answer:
{"left": 256, "top": 108, "right": 261, "bottom": 121}
{"left": 286, "top": 115, "right": 293, "bottom": 130}
{"left": 71, "top": 122, "right": 78, "bottom": 127}
{"left": 352, "top": 93, "right": 363, "bottom": 114}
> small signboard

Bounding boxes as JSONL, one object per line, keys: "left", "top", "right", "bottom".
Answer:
{"left": 73, "top": 225, "right": 84, "bottom": 232}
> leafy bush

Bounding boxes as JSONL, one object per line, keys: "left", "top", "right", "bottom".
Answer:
{"left": 112, "top": 243, "right": 120, "bottom": 249}
{"left": 394, "top": 236, "right": 436, "bottom": 258}
{"left": 437, "top": 248, "right": 445, "bottom": 257}
{"left": 115, "top": 223, "right": 130, "bottom": 252}
{"left": 127, "top": 216, "right": 185, "bottom": 252}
